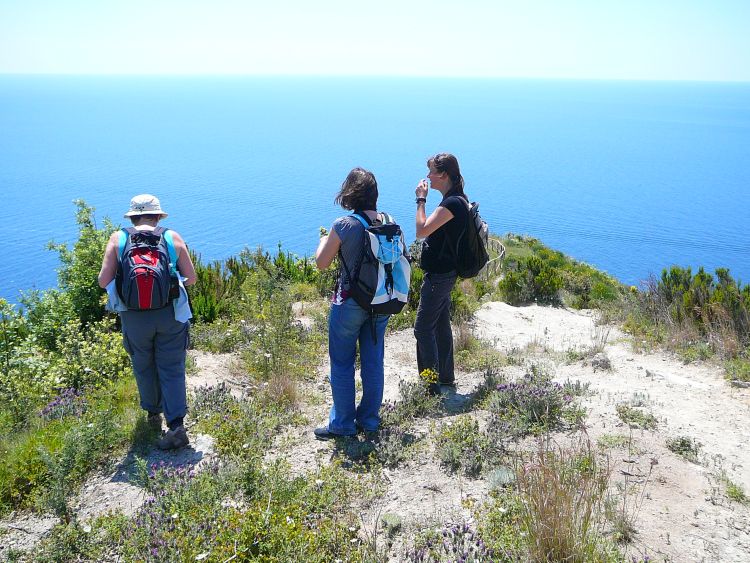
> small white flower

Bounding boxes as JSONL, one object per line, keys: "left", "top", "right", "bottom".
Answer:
{"left": 315, "top": 479, "right": 324, "bottom": 487}
{"left": 242, "top": 443, "right": 249, "bottom": 449}
{"left": 171, "top": 513, "right": 179, "bottom": 520}
{"left": 264, "top": 353, "right": 272, "bottom": 359}
{"left": 286, "top": 516, "right": 294, "bottom": 524}
{"left": 196, "top": 553, "right": 209, "bottom": 561}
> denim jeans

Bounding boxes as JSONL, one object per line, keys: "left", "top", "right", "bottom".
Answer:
{"left": 327, "top": 298, "right": 389, "bottom": 435}
{"left": 120, "top": 306, "right": 189, "bottom": 426}
{"left": 414, "top": 271, "right": 458, "bottom": 384}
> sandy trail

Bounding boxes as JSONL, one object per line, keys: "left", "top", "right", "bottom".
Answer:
{"left": 3, "top": 301, "right": 750, "bottom": 562}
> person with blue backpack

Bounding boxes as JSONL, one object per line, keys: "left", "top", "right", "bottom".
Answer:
{"left": 98, "top": 194, "right": 197, "bottom": 449}
{"left": 314, "top": 168, "right": 410, "bottom": 440}
{"left": 414, "top": 153, "right": 481, "bottom": 395}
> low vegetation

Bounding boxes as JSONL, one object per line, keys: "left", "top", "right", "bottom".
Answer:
{"left": 4, "top": 206, "right": 749, "bottom": 561}
{"left": 497, "top": 234, "right": 625, "bottom": 309}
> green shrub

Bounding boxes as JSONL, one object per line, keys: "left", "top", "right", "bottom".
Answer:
{"left": 725, "top": 357, "right": 750, "bottom": 382}
{"left": 0, "top": 378, "right": 141, "bottom": 516}
{"left": 47, "top": 200, "right": 114, "bottom": 328}
{"left": 627, "top": 266, "right": 750, "bottom": 360}
{"left": 498, "top": 235, "right": 623, "bottom": 309}
{"left": 191, "top": 318, "right": 248, "bottom": 353}
{"left": 434, "top": 416, "right": 496, "bottom": 477}
{"left": 488, "top": 365, "right": 574, "bottom": 436}
{"left": 49, "top": 316, "right": 131, "bottom": 390}
{"left": 380, "top": 378, "right": 441, "bottom": 428}
{"left": 615, "top": 404, "right": 658, "bottom": 430}
{"left": 665, "top": 436, "right": 701, "bottom": 463}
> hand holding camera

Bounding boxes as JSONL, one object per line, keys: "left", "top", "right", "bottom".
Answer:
{"left": 415, "top": 179, "right": 428, "bottom": 199}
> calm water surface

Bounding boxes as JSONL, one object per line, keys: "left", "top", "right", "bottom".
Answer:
{"left": 1, "top": 76, "right": 749, "bottom": 302}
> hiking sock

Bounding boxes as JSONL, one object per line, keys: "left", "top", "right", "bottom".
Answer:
{"left": 167, "top": 416, "right": 184, "bottom": 431}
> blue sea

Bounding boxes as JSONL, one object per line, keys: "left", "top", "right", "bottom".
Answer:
{"left": 1, "top": 76, "right": 749, "bottom": 303}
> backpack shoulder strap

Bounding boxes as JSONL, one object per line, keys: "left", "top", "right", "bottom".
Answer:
{"left": 161, "top": 228, "right": 178, "bottom": 268}
{"left": 118, "top": 228, "right": 134, "bottom": 259}
{"left": 351, "top": 212, "right": 371, "bottom": 228}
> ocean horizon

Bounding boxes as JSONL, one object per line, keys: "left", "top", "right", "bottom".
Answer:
{"left": 1, "top": 75, "right": 749, "bottom": 303}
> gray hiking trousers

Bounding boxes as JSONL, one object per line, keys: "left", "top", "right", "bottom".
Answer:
{"left": 120, "top": 306, "right": 189, "bottom": 425}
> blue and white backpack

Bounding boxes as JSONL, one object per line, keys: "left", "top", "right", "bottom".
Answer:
{"left": 339, "top": 212, "right": 411, "bottom": 315}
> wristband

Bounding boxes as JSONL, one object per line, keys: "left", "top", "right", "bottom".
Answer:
{"left": 416, "top": 197, "right": 427, "bottom": 204}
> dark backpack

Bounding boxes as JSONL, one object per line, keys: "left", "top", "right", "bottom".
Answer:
{"left": 339, "top": 212, "right": 411, "bottom": 315}
{"left": 451, "top": 199, "right": 490, "bottom": 278}
{"left": 116, "top": 227, "right": 178, "bottom": 310}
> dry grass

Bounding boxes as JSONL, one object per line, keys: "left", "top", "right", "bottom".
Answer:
{"left": 454, "top": 320, "right": 477, "bottom": 353}
{"left": 515, "top": 434, "right": 612, "bottom": 562}
{"left": 258, "top": 373, "right": 300, "bottom": 409}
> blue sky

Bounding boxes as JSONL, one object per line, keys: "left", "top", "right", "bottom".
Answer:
{"left": 1, "top": 0, "right": 748, "bottom": 80}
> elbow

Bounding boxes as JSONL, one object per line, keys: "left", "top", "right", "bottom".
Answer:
{"left": 315, "top": 256, "right": 329, "bottom": 271}
{"left": 98, "top": 271, "right": 112, "bottom": 288}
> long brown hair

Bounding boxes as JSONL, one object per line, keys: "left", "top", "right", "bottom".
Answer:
{"left": 428, "top": 153, "right": 467, "bottom": 200}
{"left": 334, "top": 167, "right": 378, "bottom": 210}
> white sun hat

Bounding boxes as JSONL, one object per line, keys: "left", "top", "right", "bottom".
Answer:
{"left": 123, "top": 194, "right": 168, "bottom": 219}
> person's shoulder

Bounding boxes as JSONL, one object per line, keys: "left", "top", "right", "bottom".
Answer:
{"left": 440, "top": 195, "right": 468, "bottom": 212}
{"left": 163, "top": 228, "right": 187, "bottom": 245}
{"left": 108, "top": 229, "right": 124, "bottom": 242}
{"left": 333, "top": 215, "right": 362, "bottom": 229}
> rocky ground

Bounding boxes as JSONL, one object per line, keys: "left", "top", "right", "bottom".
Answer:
{"left": 2, "top": 301, "right": 750, "bottom": 562}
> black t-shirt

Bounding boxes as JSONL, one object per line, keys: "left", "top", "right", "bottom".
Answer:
{"left": 420, "top": 191, "right": 470, "bottom": 274}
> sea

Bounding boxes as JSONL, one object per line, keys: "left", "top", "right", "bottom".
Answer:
{"left": 1, "top": 75, "right": 749, "bottom": 303}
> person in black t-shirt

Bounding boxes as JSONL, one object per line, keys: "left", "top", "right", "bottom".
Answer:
{"left": 414, "top": 153, "right": 471, "bottom": 394}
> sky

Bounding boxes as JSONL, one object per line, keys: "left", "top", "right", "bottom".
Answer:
{"left": 1, "top": 0, "right": 749, "bottom": 81}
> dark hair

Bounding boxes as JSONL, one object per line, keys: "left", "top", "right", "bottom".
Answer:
{"left": 428, "top": 153, "right": 467, "bottom": 200}
{"left": 130, "top": 214, "right": 162, "bottom": 226}
{"left": 335, "top": 167, "right": 378, "bottom": 211}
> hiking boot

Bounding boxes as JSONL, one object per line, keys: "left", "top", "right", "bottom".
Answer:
{"left": 313, "top": 427, "right": 354, "bottom": 441}
{"left": 147, "top": 412, "right": 162, "bottom": 432}
{"left": 157, "top": 426, "right": 189, "bottom": 450}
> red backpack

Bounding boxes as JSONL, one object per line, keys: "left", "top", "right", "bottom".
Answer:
{"left": 115, "top": 227, "right": 178, "bottom": 310}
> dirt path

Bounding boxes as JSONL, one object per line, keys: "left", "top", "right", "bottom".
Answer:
{"left": 476, "top": 302, "right": 750, "bottom": 562}
{"left": 3, "top": 302, "right": 750, "bottom": 561}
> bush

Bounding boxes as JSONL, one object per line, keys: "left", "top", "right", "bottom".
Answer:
{"left": 498, "top": 235, "right": 623, "bottom": 309}
{"left": 488, "top": 365, "right": 574, "bottom": 435}
{"left": 665, "top": 436, "right": 701, "bottom": 463}
{"left": 625, "top": 266, "right": 750, "bottom": 360}
{"left": 47, "top": 200, "right": 114, "bottom": 328}
{"left": 615, "top": 404, "right": 658, "bottom": 430}
{"left": 434, "top": 416, "right": 496, "bottom": 477}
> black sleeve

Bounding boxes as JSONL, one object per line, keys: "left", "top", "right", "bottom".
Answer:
{"left": 439, "top": 196, "right": 467, "bottom": 219}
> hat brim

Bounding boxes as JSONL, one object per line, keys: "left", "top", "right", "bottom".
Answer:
{"left": 123, "top": 211, "right": 168, "bottom": 219}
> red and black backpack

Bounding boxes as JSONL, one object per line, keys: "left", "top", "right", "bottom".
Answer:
{"left": 115, "top": 227, "right": 178, "bottom": 310}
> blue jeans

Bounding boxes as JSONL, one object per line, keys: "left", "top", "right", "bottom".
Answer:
{"left": 120, "top": 306, "right": 189, "bottom": 426}
{"left": 327, "top": 298, "right": 389, "bottom": 435}
{"left": 414, "top": 271, "right": 458, "bottom": 384}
